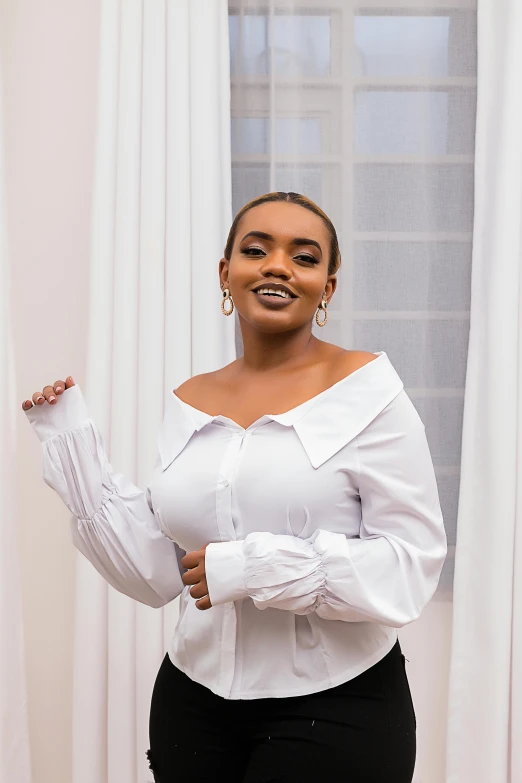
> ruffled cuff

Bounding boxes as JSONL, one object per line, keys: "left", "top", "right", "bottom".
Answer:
{"left": 243, "top": 532, "right": 326, "bottom": 614}
{"left": 24, "top": 384, "right": 90, "bottom": 443}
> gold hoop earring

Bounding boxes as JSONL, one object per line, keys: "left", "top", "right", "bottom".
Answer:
{"left": 315, "top": 295, "right": 328, "bottom": 327}
{"left": 221, "top": 287, "right": 234, "bottom": 316}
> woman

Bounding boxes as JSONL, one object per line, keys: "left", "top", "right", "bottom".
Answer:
{"left": 22, "top": 192, "right": 447, "bottom": 783}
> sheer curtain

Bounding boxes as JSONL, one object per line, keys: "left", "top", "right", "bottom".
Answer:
{"left": 446, "top": 1, "right": 522, "bottom": 780}
{"left": 229, "top": 0, "right": 476, "bottom": 602}
{"left": 228, "top": 2, "right": 477, "bottom": 780}
{"left": 0, "top": 61, "right": 32, "bottom": 783}
{"left": 73, "top": 2, "right": 233, "bottom": 782}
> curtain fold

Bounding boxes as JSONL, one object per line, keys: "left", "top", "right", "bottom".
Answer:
{"left": 73, "top": 2, "right": 234, "bottom": 781}
{"left": 446, "top": 2, "right": 522, "bottom": 781}
{"left": 0, "top": 60, "right": 33, "bottom": 783}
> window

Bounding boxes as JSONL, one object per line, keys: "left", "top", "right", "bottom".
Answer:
{"left": 229, "top": 0, "right": 478, "bottom": 595}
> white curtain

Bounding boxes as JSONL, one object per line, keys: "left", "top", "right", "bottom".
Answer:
{"left": 446, "top": 2, "right": 522, "bottom": 781}
{"left": 73, "top": 2, "right": 234, "bottom": 782}
{"left": 0, "top": 63, "right": 33, "bottom": 783}
{"left": 229, "top": 2, "right": 476, "bottom": 781}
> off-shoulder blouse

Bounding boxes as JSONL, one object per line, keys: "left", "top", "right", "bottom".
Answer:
{"left": 24, "top": 351, "right": 447, "bottom": 699}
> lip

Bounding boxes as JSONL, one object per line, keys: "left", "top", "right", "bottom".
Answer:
{"left": 251, "top": 290, "right": 296, "bottom": 308}
{"left": 251, "top": 283, "right": 297, "bottom": 298}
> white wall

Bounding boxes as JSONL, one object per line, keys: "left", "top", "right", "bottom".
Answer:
{"left": 1, "top": 2, "right": 100, "bottom": 781}
{"left": 1, "top": 3, "right": 453, "bottom": 782}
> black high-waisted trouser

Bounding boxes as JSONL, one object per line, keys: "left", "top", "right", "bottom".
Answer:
{"left": 147, "top": 639, "right": 416, "bottom": 783}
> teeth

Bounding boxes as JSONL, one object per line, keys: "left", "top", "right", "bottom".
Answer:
{"left": 256, "top": 288, "right": 291, "bottom": 299}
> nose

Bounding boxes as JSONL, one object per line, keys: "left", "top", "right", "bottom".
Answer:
{"left": 258, "top": 248, "right": 292, "bottom": 278}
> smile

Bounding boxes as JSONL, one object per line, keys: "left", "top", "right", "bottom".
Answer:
{"left": 255, "top": 287, "right": 293, "bottom": 299}
{"left": 252, "top": 290, "right": 296, "bottom": 307}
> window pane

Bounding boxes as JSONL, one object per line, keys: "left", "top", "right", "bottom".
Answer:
{"left": 272, "top": 15, "right": 331, "bottom": 77}
{"left": 232, "top": 118, "right": 269, "bottom": 154}
{"left": 414, "top": 397, "right": 464, "bottom": 467}
{"left": 231, "top": 117, "right": 322, "bottom": 155}
{"left": 229, "top": 14, "right": 268, "bottom": 75}
{"left": 232, "top": 164, "right": 269, "bottom": 216}
{"left": 354, "top": 241, "right": 472, "bottom": 311}
{"left": 354, "top": 13, "right": 477, "bottom": 78}
{"left": 275, "top": 118, "right": 322, "bottom": 154}
{"left": 353, "top": 319, "right": 470, "bottom": 388}
{"left": 354, "top": 163, "right": 474, "bottom": 232}
{"left": 229, "top": 14, "right": 331, "bottom": 77}
{"left": 355, "top": 89, "right": 477, "bottom": 156}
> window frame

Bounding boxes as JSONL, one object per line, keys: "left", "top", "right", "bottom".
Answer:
{"left": 229, "top": 0, "right": 478, "bottom": 594}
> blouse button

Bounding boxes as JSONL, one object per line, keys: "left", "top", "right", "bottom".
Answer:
{"left": 222, "top": 479, "right": 229, "bottom": 487}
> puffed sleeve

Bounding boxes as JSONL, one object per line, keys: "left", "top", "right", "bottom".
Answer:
{"left": 205, "top": 390, "right": 447, "bottom": 628}
{"left": 24, "top": 384, "right": 185, "bottom": 609}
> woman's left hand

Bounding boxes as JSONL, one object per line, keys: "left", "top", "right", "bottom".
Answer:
{"left": 181, "top": 545, "right": 212, "bottom": 610}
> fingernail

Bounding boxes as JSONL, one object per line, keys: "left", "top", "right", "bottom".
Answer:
{"left": 49, "top": 396, "right": 56, "bottom": 402}
{"left": 36, "top": 396, "right": 44, "bottom": 402}
{"left": 55, "top": 386, "right": 62, "bottom": 393}
{"left": 67, "top": 377, "right": 74, "bottom": 384}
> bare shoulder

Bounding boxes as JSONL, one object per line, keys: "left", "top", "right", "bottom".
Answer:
{"left": 173, "top": 371, "right": 216, "bottom": 407}
{"left": 173, "top": 363, "right": 238, "bottom": 407}
{"left": 327, "top": 348, "right": 379, "bottom": 383}
{"left": 345, "top": 350, "right": 379, "bottom": 370}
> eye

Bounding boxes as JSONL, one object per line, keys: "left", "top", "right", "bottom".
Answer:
{"left": 241, "top": 246, "right": 266, "bottom": 256}
{"left": 296, "top": 254, "right": 319, "bottom": 265}
{"left": 241, "top": 247, "right": 319, "bottom": 264}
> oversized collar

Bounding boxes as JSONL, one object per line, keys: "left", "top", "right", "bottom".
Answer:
{"left": 157, "top": 351, "right": 404, "bottom": 471}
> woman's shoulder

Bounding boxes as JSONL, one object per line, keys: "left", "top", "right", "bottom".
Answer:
{"left": 173, "top": 361, "right": 240, "bottom": 408}
{"left": 323, "top": 347, "right": 379, "bottom": 385}
{"left": 173, "top": 351, "right": 378, "bottom": 406}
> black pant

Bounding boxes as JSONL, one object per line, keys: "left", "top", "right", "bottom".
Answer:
{"left": 147, "top": 639, "right": 416, "bottom": 783}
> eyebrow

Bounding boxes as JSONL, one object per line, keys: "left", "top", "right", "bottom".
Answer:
{"left": 240, "top": 230, "right": 323, "bottom": 256}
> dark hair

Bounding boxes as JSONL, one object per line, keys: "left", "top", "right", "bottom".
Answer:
{"left": 224, "top": 191, "right": 342, "bottom": 276}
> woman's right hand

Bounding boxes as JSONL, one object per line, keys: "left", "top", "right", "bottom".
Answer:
{"left": 21, "top": 376, "right": 76, "bottom": 411}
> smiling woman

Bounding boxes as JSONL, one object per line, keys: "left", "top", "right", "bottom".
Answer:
{"left": 146, "top": 191, "right": 445, "bottom": 781}
{"left": 23, "top": 190, "right": 446, "bottom": 783}
{"left": 214, "top": 191, "right": 340, "bottom": 340}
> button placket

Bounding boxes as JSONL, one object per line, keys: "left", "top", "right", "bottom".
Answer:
{"left": 215, "top": 429, "right": 248, "bottom": 542}
{"left": 228, "top": 429, "right": 250, "bottom": 484}
{"left": 214, "top": 428, "right": 250, "bottom": 698}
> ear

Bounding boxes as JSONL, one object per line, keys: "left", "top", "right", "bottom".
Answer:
{"left": 325, "top": 275, "right": 337, "bottom": 300}
{"left": 218, "top": 257, "right": 229, "bottom": 288}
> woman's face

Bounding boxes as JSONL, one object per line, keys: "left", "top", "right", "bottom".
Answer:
{"left": 219, "top": 201, "right": 337, "bottom": 334}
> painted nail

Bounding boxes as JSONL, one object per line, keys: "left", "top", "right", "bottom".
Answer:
{"left": 55, "top": 387, "right": 62, "bottom": 393}
{"left": 49, "top": 396, "right": 56, "bottom": 402}
{"left": 36, "top": 396, "right": 44, "bottom": 402}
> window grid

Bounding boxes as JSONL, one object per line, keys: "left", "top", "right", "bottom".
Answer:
{"left": 229, "top": 2, "right": 476, "bottom": 595}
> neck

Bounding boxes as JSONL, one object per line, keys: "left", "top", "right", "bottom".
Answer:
{"left": 237, "top": 317, "right": 322, "bottom": 374}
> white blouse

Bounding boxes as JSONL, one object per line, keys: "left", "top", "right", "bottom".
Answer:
{"left": 25, "top": 351, "right": 447, "bottom": 700}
